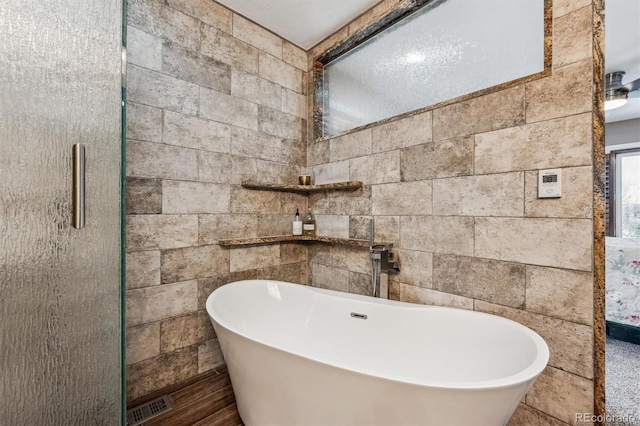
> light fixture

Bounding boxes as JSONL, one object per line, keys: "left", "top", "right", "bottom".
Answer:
{"left": 405, "top": 52, "right": 425, "bottom": 64}
{"left": 605, "top": 71, "right": 629, "bottom": 111}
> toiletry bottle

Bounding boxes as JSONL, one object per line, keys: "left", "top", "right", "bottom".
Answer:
{"left": 303, "top": 208, "right": 316, "bottom": 236}
{"left": 293, "top": 208, "right": 303, "bottom": 236}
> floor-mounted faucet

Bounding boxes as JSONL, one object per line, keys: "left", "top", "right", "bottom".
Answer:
{"left": 369, "top": 219, "right": 399, "bottom": 298}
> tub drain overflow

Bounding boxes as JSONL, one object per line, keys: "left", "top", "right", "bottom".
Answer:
{"left": 350, "top": 312, "right": 368, "bottom": 320}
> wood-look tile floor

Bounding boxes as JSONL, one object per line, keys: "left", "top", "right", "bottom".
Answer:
{"left": 134, "top": 369, "right": 243, "bottom": 426}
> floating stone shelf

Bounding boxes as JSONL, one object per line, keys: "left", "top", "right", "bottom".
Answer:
{"left": 240, "top": 180, "right": 363, "bottom": 194}
{"left": 218, "top": 235, "right": 370, "bottom": 248}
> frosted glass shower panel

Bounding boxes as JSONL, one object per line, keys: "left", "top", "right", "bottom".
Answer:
{"left": 323, "top": 0, "right": 544, "bottom": 136}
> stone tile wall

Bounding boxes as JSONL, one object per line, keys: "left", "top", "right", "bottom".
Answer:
{"left": 125, "top": 0, "right": 308, "bottom": 401}
{"left": 306, "top": 1, "right": 599, "bottom": 424}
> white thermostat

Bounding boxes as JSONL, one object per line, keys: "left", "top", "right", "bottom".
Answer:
{"left": 538, "top": 168, "right": 562, "bottom": 198}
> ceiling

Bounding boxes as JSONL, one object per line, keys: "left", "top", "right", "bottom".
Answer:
{"left": 215, "top": 0, "right": 381, "bottom": 49}
{"left": 605, "top": 0, "right": 640, "bottom": 123}
{"left": 217, "top": 0, "right": 640, "bottom": 123}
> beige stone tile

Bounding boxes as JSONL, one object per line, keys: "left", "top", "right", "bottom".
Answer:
{"left": 126, "top": 215, "right": 198, "bottom": 251}
{"left": 526, "top": 266, "right": 593, "bottom": 325}
{"left": 349, "top": 272, "right": 372, "bottom": 296}
{"left": 199, "top": 214, "right": 258, "bottom": 244}
{"left": 399, "top": 284, "right": 473, "bottom": 310}
{"left": 389, "top": 249, "right": 433, "bottom": 289}
{"left": 280, "top": 192, "right": 308, "bottom": 215}
{"left": 256, "top": 214, "right": 291, "bottom": 236}
{"left": 433, "top": 255, "right": 525, "bottom": 308}
{"left": 201, "top": 25, "right": 258, "bottom": 74}
{"left": 197, "top": 270, "right": 258, "bottom": 309}
{"left": 126, "top": 346, "right": 198, "bottom": 401}
{"left": 525, "top": 366, "right": 593, "bottom": 424}
{"left": 474, "top": 218, "right": 592, "bottom": 271}
{"left": 401, "top": 137, "right": 474, "bottom": 181}
{"left": 282, "top": 137, "right": 306, "bottom": 167}
{"left": 311, "top": 160, "right": 350, "bottom": 184}
{"left": 433, "top": 173, "right": 524, "bottom": 217}
{"left": 229, "top": 245, "right": 280, "bottom": 272}
{"left": 166, "top": 0, "right": 232, "bottom": 33}
{"left": 328, "top": 245, "right": 371, "bottom": 275}
{"left": 308, "top": 140, "right": 329, "bottom": 166}
{"left": 126, "top": 280, "right": 198, "bottom": 327}
{"left": 525, "top": 166, "right": 592, "bottom": 218}
{"left": 282, "top": 88, "right": 307, "bottom": 119}
{"left": 400, "top": 216, "right": 474, "bottom": 256}
{"left": 310, "top": 263, "right": 349, "bottom": 292}
{"left": 126, "top": 177, "right": 162, "bottom": 214}
{"left": 232, "top": 14, "right": 282, "bottom": 58}
{"left": 160, "top": 311, "right": 215, "bottom": 353}
{"left": 283, "top": 41, "right": 307, "bottom": 70}
{"left": 126, "top": 322, "right": 160, "bottom": 365}
{"left": 198, "top": 339, "right": 225, "bottom": 373}
{"left": 475, "top": 301, "right": 593, "bottom": 379}
{"left": 127, "top": 26, "right": 162, "bottom": 71}
{"left": 126, "top": 140, "right": 198, "bottom": 181}
{"left": 553, "top": 6, "right": 592, "bottom": 68}
{"left": 126, "top": 102, "right": 163, "bottom": 143}
{"left": 350, "top": 151, "right": 401, "bottom": 184}
{"left": 349, "top": 216, "right": 399, "bottom": 243}
{"left": 433, "top": 86, "right": 525, "bottom": 140}
{"left": 554, "top": 0, "right": 591, "bottom": 18}
{"left": 259, "top": 51, "right": 304, "bottom": 93}
{"left": 258, "top": 106, "right": 303, "bottom": 140}
{"left": 280, "top": 243, "right": 307, "bottom": 265}
{"left": 231, "top": 69, "right": 282, "bottom": 110}
{"left": 329, "top": 129, "right": 372, "bottom": 162}
{"left": 507, "top": 403, "right": 568, "bottom": 426}
{"left": 316, "top": 215, "right": 350, "bottom": 238}
{"left": 200, "top": 86, "right": 258, "bottom": 130}
{"left": 127, "top": 65, "right": 199, "bottom": 115}
{"left": 372, "top": 181, "right": 432, "bottom": 216}
{"left": 163, "top": 110, "right": 230, "bottom": 153}
{"left": 333, "top": 186, "right": 372, "bottom": 215}
{"left": 256, "top": 160, "right": 299, "bottom": 184}
{"left": 128, "top": 0, "right": 200, "bottom": 51}
{"left": 198, "top": 151, "right": 256, "bottom": 184}
{"left": 526, "top": 60, "right": 592, "bottom": 124}
{"left": 162, "top": 181, "right": 229, "bottom": 214}
{"left": 475, "top": 113, "right": 592, "bottom": 174}
{"left": 230, "top": 186, "right": 281, "bottom": 213}
{"left": 258, "top": 262, "right": 308, "bottom": 284}
{"left": 161, "top": 245, "right": 230, "bottom": 283}
{"left": 372, "top": 111, "right": 432, "bottom": 153}
{"left": 126, "top": 250, "right": 161, "bottom": 289}
{"left": 161, "top": 42, "right": 231, "bottom": 92}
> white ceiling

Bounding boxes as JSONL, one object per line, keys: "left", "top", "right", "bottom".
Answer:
{"left": 215, "top": 0, "right": 381, "bottom": 49}
{"left": 604, "top": 0, "right": 640, "bottom": 123}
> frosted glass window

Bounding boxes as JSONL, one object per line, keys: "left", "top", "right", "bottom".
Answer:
{"left": 322, "top": 0, "right": 545, "bottom": 136}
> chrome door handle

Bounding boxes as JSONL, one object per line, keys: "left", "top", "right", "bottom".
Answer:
{"left": 73, "top": 143, "right": 85, "bottom": 229}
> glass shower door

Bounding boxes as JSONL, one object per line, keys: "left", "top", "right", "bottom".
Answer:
{"left": 0, "top": 0, "right": 124, "bottom": 424}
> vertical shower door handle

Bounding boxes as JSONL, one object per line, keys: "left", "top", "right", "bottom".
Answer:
{"left": 73, "top": 143, "right": 85, "bottom": 229}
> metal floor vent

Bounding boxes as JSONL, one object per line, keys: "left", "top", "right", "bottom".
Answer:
{"left": 126, "top": 395, "right": 173, "bottom": 426}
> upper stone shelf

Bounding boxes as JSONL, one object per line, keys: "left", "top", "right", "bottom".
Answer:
{"left": 241, "top": 180, "right": 363, "bottom": 194}
{"left": 218, "top": 235, "right": 370, "bottom": 248}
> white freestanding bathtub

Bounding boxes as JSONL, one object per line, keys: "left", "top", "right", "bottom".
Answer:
{"left": 206, "top": 280, "right": 549, "bottom": 426}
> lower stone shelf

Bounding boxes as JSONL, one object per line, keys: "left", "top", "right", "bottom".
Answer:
{"left": 218, "top": 235, "right": 370, "bottom": 248}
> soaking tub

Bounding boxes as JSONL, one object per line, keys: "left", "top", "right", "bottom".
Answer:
{"left": 206, "top": 280, "right": 549, "bottom": 426}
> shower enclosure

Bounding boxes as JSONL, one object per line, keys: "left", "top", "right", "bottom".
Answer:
{"left": 0, "top": 0, "right": 125, "bottom": 424}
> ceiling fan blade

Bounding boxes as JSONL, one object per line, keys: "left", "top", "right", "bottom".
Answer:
{"left": 628, "top": 90, "right": 640, "bottom": 98}
{"left": 622, "top": 77, "right": 640, "bottom": 92}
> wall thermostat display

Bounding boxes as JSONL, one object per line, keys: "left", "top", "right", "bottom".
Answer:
{"left": 538, "top": 168, "right": 562, "bottom": 198}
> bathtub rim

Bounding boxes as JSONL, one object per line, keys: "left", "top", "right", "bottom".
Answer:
{"left": 206, "top": 279, "right": 550, "bottom": 391}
